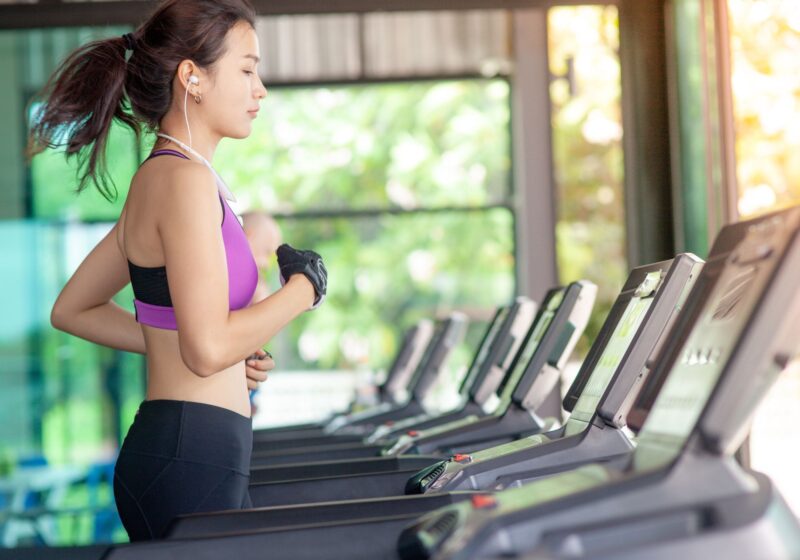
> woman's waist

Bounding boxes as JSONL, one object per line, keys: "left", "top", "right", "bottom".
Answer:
{"left": 145, "top": 361, "right": 250, "bottom": 402}
{"left": 144, "top": 339, "right": 249, "bottom": 403}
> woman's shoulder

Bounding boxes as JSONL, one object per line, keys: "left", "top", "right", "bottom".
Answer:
{"left": 155, "top": 161, "right": 223, "bottom": 225}
{"left": 134, "top": 158, "right": 217, "bottom": 205}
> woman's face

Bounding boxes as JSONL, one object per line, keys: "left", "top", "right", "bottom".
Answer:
{"left": 201, "top": 21, "right": 267, "bottom": 140}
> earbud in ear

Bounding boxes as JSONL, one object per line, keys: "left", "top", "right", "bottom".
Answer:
{"left": 189, "top": 75, "right": 199, "bottom": 84}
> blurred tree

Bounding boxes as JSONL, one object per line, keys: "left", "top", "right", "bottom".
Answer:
{"left": 549, "top": 6, "right": 627, "bottom": 355}
{"left": 727, "top": 0, "right": 800, "bottom": 217}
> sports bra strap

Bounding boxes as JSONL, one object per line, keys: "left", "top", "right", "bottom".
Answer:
{"left": 147, "top": 149, "right": 190, "bottom": 161}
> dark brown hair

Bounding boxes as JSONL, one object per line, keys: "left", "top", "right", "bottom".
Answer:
{"left": 25, "top": 0, "right": 256, "bottom": 201}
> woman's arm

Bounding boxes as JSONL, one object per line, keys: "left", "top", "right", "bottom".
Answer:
{"left": 50, "top": 222, "right": 146, "bottom": 354}
{"left": 159, "top": 164, "right": 315, "bottom": 377}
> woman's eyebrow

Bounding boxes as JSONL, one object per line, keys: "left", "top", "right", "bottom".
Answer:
{"left": 243, "top": 54, "right": 260, "bottom": 63}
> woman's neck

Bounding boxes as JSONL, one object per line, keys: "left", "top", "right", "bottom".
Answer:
{"left": 156, "top": 119, "right": 219, "bottom": 163}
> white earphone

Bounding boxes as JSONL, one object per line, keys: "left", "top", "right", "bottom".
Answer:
{"left": 184, "top": 75, "right": 199, "bottom": 148}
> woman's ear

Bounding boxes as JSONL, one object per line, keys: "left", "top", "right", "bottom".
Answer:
{"left": 177, "top": 60, "right": 199, "bottom": 89}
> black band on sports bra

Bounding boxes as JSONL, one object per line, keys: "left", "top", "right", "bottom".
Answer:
{"left": 147, "top": 149, "right": 190, "bottom": 161}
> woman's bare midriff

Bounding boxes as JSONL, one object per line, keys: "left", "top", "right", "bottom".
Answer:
{"left": 142, "top": 326, "right": 252, "bottom": 418}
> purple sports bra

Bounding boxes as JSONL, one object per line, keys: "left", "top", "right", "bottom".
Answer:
{"left": 127, "top": 149, "right": 258, "bottom": 330}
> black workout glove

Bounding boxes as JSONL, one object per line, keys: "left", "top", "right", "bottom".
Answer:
{"left": 277, "top": 243, "right": 327, "bottom": 310}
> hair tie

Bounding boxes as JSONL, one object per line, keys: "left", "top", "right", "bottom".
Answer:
{"left": 122, "top": 33, "right": 137, "bottom": 52}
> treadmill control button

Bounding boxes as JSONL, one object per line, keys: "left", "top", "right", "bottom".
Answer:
{"left": 470, "top": 495, "right": 497, "bottom": 509}
{"left": 407, "top": 430, "right": 419, "bottom": 437}
{"left": 451, "top": 454, "right": 473, "bottom": 464}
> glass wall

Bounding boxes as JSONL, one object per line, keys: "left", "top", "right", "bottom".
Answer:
{"left": 548, "top": 5, "right": 627, "bottom": 356}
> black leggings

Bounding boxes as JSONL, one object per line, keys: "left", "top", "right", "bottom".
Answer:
{"left": 113, "top": 399, "right": 253, "bottom": 541}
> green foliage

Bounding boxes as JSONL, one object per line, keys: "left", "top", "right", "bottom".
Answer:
{"left": 31, "top": 116, "right": 140, "bottom": 220}
{"left": 213, "top": 79, "right": 517, "bottom": 369}
{"left": 268, "top": 209, "right": 515, "bottom": 369}
{"left": 216, "top": 80, "right": 511, "bottom": 212}
{"left": 548, "top": 6, "right": 627, "bottom": 354}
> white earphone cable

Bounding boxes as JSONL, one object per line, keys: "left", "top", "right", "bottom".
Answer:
{"left": 155, "top": 130, "right": 237, "bottom": 203}
{"left": 183, "top": 81, "right": 192, "bottom": 149}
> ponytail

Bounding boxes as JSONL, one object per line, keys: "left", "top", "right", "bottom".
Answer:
{"left": 24, "top": 0, "right": 256, "bottom": 203}
{"left": 25, "top": 34, "right": 140, "bottom": 202}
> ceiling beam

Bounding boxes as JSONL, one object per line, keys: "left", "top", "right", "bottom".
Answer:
{"left": 0, "top": 0, "right": 605, "bottom": 30}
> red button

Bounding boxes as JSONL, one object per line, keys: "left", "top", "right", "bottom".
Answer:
{"left": 452, "top": 454, "right": 472, "bottom": 464}
{"left": 470, "top": 495, "right": 497, "bottom": 509}
{"left": 385, "top": 421, "right": 394, "bottom": 427}
{"left": 407, "top": 430, "right": 419, "bottom": 437}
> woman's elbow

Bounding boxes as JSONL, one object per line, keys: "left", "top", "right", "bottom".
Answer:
{"left": 180, "top": 338, "right": 224, "bottom": 378}
{"left": 50, "top": 302, "right": 72, "bottom": 333}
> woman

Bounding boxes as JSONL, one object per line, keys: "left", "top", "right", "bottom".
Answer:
{"left": 25, "top": 0, "right": 327, "bottom": 541}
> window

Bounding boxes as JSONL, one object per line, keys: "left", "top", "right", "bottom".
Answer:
{"left": 214, "top": 80, "right": 515, "bottom": 374}
{"left": 548, "top": 6, "right": 626, "bottom": 356}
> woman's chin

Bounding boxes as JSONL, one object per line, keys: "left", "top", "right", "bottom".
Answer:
{"left": 225, "top": 124, "right": 252, "bottom": 140}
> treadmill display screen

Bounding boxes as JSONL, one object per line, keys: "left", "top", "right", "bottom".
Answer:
{"left": 639, "top": 262, "right": 762, "bottom": 445}
{"left": 569, "top": 296, "right": 653, "bottom": 423}
{"left": 407, "top": 323, "right": 446, "bottom": 386}
{"left": 461, "top": 307, "right": 509, "bottom": 389}
{"left": 383, "top": 322, "right": 431, "bottom": 395}
{"left": 497, "top": 291, "right": 564, "bottom": 401}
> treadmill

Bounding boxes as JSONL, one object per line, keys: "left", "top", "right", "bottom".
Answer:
{"left": 380, "top": 280, "right": 596, "bottom": 457}
{"left": 251, "top": 282, "right": 596, "bottom": 472}
{"left": 240, "top": 282, "right": 595, "bottom": 506}
{"left": 398, "top": 206, "right": 800, "bottom": 560}
{"left": 406, "top": 252, "right": 704, "bottom": 494}
{"left": 321, "top": 314, "right": 468, "bottom": 434}
{"left": 366, "top": 298, "right": 539, "bottom": 445}
{"left": 249, "top": 320, "right": 436, "bottom": 441}
{"left": 161, "top": 255, "right": 698, "bottom": 539}
{"left": 250, "top": 298, "right": 538, "bottom": 462}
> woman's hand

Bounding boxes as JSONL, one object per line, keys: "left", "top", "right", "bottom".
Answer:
{"left": 276, "top": 244, "right": 327, "bottom": 310}
{"left": 246, "top": 349, "right": 275, "bottom": 390}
